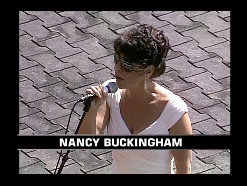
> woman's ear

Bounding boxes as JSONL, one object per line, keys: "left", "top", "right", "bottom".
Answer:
{"left": 145, "top": 65, "right": 154, "bottom": 78}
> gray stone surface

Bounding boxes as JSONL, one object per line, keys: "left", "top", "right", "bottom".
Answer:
{"left": 176, "top": 87, "right": 221, "bottom": 110}
{"left": 28, "top": 97, "right": 71, "bottom": 120}
{"left": 185, "top": 11, "right": 209, "bottom": 18}
{"left": 27, "top": 51, "right": 72, "bottom": 73}
{"left": 19, "top": 54, "right": 38, "bottom": 70}
{"left": 37, "top": 36, "right": 82, "bottom": 59}
{"left": 19, "top": 79, "right": 50, "bottom": 103}
{"left": 192, "top": 119, "right": 229, "bottom": 135}
{"left": 39, "top": 82, "right": 81, "bottom": 105}
{"left": 19, "top": 34, "right": 49, "bottom": 57}
{"left": 184, "top": 71, "right": 224, "bottom": 94}
{"left": 25, "top": 11, "right": 71, "bottom": 28}
{"left": 19, "top": 11, "right": 231, "bottom": 174}
{"left": 125, "top": 11, "right": 170, "bottom": 29}
{"left": 165, "top": 55, "right": 205, "bottom": 78}
{"left": 49, "top": 21, "right": 93, "bottom": 44}
{"left": 194, "top": 57, "right": 230, "bottom": 80}
{"left": 208, "top": 89, "right": 230, "bottom": 107}
{"left": 190, "top": 11, "right": 230, "bottom": 33}
{"left": 50, "top": 66, "right": 96, "bottom": 90}
{"left": 19, "top": 151, "right": 40, "bottom": 168}
{"left": 69, "top": 150, "right": 111, "bottom": 173}
{"left": 27, "top": 149, "right": 71, "bottom": 171}
{"left": 157, "top": 11, "right": 204, "bottom": 32}
{"left": 19, "top": 112, "right": 63, "bottom": 134}
{"left": 60, "top": 11, "right": 103, "bottom": 29}
{"left": 171, "top": 40, "right": 214, "bottom": 63}
{"left": 19, "top": 161, "right": 51, "bottom": 174}
{"left": 198, "top": 103, "right": 230, "bottom": 127}
{"left": 155, "top": 70, "right": 197, "bottom": 93}
{"left": 19, "top": 100, "right": 40, "bottom": 118}
{"left": 181, "top": 25, "right": 226, "bottom": 48}
{"left": 214, "top": 28, "right": 230, "bottom": 41}
{"left": 93, "top": 11, "right": 137, "bottom": 30}
{"left": 60, "top": 52, "right": 105, "bottom": 75}
{"left": 80, "top": 22, "right": 119, "bottom": 45}
{"left": 71, "top": 37, "right": 114, "bottom": 59}
{"left": 187, "top": 107, "right": 211, "bottom": 125}
{"left": 19, "top": 64, "right": 62, "bottom": 89}
{"left": 19, "top": 19, "right": 60, "bottom": 42}
{"left": 204, "top": 41, "right": 230, "bottom": 64}
{"left": 19, "top": 11, "right": 37, "bottom": 24}
{"left": 190, "top": 152, "right": 216, "bottom": 174}
{"left": 159, "top": 24, "right": 193, "bottom": 47}
{"left": 202, "top": 151, "right": 230, "bottom": 174}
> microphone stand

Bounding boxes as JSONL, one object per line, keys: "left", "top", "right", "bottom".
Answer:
{"left": 54, "top": 96, "right": 94, "bottom": 174}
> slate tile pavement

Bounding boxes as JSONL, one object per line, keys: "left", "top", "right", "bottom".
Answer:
{"left": 19, "top": 11, "right": 231, "bottom": 174}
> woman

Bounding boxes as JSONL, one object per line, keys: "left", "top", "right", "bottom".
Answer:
{"left": 78, "top": 24, "right": 192, "bottom": 174}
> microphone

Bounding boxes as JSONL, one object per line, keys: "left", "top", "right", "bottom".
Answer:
{"left": 77, "top": 82, "right": 118, "bottom": 102}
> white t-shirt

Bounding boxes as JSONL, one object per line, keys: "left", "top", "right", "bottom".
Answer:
{"left": 102, "top": 79, "right": 188, "bottom": 174}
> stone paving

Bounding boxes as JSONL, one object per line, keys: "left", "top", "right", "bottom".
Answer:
{"left": 19, "top": 11, "right": 231, "bottom": 174}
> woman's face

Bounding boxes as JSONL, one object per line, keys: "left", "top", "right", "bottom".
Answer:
{"left": 114, "top": 53, "right": 147, "bottom": 89}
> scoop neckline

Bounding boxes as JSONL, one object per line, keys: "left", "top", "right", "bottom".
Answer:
{"left": 117, "top": 89, "right": 172, "bottom": 135}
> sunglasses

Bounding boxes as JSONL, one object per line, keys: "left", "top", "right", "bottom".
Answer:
{"left": 114, "top": 53, "right": 146, "bottom": 72}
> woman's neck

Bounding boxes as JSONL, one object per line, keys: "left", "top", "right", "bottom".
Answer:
{"left": 124, "top": 79, "right": 156, "bottom": 103}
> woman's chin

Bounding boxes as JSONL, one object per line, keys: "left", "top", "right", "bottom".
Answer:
{"left": 116, "top": 79, "right": 125, "bottom": 89}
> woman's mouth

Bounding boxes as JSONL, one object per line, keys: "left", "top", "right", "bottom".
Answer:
{"left": 111, "top": 73, "right": 124, "bottom": 80}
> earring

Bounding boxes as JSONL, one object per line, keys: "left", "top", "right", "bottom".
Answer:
{"left": 144, "top": 78, "right": 147, "bottom": 90}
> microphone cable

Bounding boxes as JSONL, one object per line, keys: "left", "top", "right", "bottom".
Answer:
{"left": 53, "top": 81, "right": 117, "bottom": 174}
{"left": 54, "top": 96, "right": 93, "bottom": 174}
{"left": 53, "top": 98, "right": 79, "bottom": 174}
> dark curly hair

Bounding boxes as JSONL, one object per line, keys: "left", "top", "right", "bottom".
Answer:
{"left": 113, "top": 24, "right": 170, "bottom": 78}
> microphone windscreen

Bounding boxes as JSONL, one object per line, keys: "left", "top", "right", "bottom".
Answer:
{"left": 104, "top": 82, "right": 118, "bottom": 93}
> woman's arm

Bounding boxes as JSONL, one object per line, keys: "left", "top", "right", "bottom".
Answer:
{"left": 169, "top": 113, "right": 192, "bottom": 174}
{"left": 77, "top": 100, "right": 110, "bottom": 134}
{"left": 77, "top": 85, "right": 110, "bottom": 135}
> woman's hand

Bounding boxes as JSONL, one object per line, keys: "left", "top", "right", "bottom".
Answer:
{"left": 86, "top": 84, "right": 108, "bottom": 110}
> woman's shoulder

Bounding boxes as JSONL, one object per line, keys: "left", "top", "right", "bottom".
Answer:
{"left": 155, "top": 83, "right": 187, "bottom": 109}
{"left": 154, "top": 82, "right": 175, "bottom": 101}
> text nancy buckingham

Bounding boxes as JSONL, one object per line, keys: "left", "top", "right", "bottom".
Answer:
{"left": 59, "top": 137, "right": 182, "bottom": 148}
